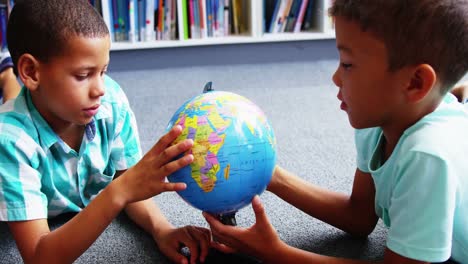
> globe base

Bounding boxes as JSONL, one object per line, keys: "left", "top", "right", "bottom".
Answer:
{"left": 217, "top": 212, "right": 237, "bottom": 226}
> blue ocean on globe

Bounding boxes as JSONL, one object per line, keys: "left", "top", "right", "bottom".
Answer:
{"left": 166, "top": 90, "right": 277, "bottom": 216}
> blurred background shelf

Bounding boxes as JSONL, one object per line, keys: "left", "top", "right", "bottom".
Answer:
{"left": 93, "top": 0, "right": 335, "bottom": 51}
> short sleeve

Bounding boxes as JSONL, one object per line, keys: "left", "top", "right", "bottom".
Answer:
{"left": 105, "top": 78, "right": 142, "bottom": 172}
{"left": 387, "top": 151, "right": 455, "bottom": 262}
{"left": 354, "top": 128, "right": 382, "bottom": 173}
{"left": 0, "top": 134, "right": 47, "bottom": 221}
{"left": 112, "top": 105, "right": 142, "bottom": 170}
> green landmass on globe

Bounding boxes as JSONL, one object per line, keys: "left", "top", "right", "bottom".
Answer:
{"left": 167, "top": 90, "right": 277, "bottom": 216}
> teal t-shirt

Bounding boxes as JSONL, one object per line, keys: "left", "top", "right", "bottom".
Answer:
{"left": 355, "top": 94, "right": 468, "bottom": 263}
{"left": 0, "top": 75, "right": 142, "bottom": 221}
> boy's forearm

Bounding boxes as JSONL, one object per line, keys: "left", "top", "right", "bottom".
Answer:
{"left": 268, "top": 166, "right": 373, "bottom": 236}
{"left": 124, "top": 198, "right": 174, "bottom": 241}
{"left": 33, "top": 181, "right": 127, "bottom": 263}
{"left": 268, "top": 166, "right": 350, "bottom": 218}
{"left": 264, "top": 242, "right": 374, "bottom": 264}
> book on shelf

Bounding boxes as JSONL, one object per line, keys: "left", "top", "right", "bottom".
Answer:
{"left": 0, "top": 0, "right": 13, "bottom": 51}
{"left": 0, "top": 4, "right": 7, "bottom": 51}
{"left": 301, "top": 0, "right": 316, "bottom": 31}
{"left": 283, "top": 0, "right": 300, "bottom": 32}
{"left": 265, "top": 0, "right": 318, "bottom": 34}
{"left": 293, "top": 0, "right": 308, "bottom": 33}
{"left": 97, "top": 0, "right": 249, "bottom": 43}
{"left": 145, "top": 0, "right": 155, "bottom": 41}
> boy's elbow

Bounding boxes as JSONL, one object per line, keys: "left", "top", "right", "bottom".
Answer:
{"left": 347, "top": 221, "right": 377, "bottom": 238}
{"left": 349, "top": 227, "right": 374, "bottom": 238}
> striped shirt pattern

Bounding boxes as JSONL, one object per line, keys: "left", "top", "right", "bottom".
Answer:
{"left": 0, "top": 75, "right": 142, "bottom": 221}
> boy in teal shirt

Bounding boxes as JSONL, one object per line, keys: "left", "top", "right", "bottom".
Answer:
{"left": 0, "top": 1, "right": 210, "bottom": 263}
{"left": 204, "top": 0, "right": 468, "bottom": 263}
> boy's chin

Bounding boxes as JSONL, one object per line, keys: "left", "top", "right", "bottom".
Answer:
{"left": 348, "top": 119, "right": 374, "bottom": 129}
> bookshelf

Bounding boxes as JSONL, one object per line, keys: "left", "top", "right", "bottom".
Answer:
{"left": 96, "top": 0, "right": 335, "bottom": 51}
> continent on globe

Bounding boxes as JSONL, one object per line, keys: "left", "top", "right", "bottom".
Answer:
{"left": 166, "top": 87, "right": 277, "bottom": 224}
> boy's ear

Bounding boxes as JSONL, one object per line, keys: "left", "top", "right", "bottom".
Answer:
{"left": 405, "top": 64, "right": 436, "bottom": 103}
{"left": 17, "top": 54, "right": 41, "bottom": 91}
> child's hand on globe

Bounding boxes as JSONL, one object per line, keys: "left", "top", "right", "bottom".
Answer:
{"left": 114, "top": 125, "right": 194, "bottom": 204}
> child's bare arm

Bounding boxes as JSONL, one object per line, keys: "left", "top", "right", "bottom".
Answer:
{"left": 8, "top": 126, "right": 194, "bottom": 263}
{"left": 451, "top": 82, "right": 468, "bottom": 103}
{"left": 8, "top": 183, "right": 126, "bottom": 263}
{"left": 0, "top": 68, "right": 21, "bottom": 102}
{"left": 124, "top": 199, "right": 211, "bottom": 264}
{"left": 268, "top": 166, "right": 378, "bottom": 236}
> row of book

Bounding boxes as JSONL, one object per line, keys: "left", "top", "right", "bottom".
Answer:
{"left": 0, "top": 0, "right": 326, "bottom": 50}
{"left": 183, "top": 0, "right": 249, "bottom": 39}
{"left": 0, "top": 0, "right": 13, "bottom": 51}
{"left": 92, "top": 0, "right": 178, "bottom": 42}
{"left": 92, "top": 0, "right": 250, "bottom": 43}
{"left": 264, "top": 0, "right": 318, "bottom": 34}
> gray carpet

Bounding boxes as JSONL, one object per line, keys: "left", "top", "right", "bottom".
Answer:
{"left": 1, "top": 41, "right": 390, "bottom": 263}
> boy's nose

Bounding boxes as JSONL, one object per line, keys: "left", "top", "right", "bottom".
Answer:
{"left": 332, "top": 67, "right": 341, "bottom": 88}
{"left": 91, "top": 77, "right": 105, "bottom": 98}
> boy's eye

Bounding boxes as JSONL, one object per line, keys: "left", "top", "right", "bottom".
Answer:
{"left": 341, "top": 63, "right": 352, "bottom": 69}
{"left": 75, "top": 73, "right": 89, "bottom": 80}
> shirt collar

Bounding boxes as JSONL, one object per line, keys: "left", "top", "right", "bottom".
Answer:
{"left": 25, "top": 89, "right": 107, "bottom": 148}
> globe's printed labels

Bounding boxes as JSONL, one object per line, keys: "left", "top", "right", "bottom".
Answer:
{"left": 167, "top": 91, "right": 277, "bottom": 214}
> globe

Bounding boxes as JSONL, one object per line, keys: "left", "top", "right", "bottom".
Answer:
{"left": 166, "top": 88, "right": 277, "bottom": 223}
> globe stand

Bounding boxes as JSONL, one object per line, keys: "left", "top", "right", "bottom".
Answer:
{"left": 216, "top": 212, "right": 237, "bottom": 226}
{"left": 203, "top": 81, "right": 213, "bottom": 93}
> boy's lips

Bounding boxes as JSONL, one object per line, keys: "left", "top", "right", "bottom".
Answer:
{"left": 337, "top": 93, "right": 347, "bottom": 111}
{"left": 83, "top": 105, "right": 100, "bottom": 116}
{"left": 340, "top": 101, "right": 348, "bottom": 111}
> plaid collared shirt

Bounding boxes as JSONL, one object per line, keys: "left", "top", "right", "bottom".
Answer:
{"left": 0, "top": 75, "right": 142, "bottom": 221}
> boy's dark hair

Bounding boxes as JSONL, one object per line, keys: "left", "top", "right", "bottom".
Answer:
{"left": 330, "top": 0, "right": 468, "bottom": 94}
{"left": 7, "top": 0, "right": 109, "bottom": 69}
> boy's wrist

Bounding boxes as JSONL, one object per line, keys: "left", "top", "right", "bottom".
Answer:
{"left": 262, "top": 239, "right": 290, "bottom": 264}
{"left": 267, "top": 165, "right": 284, "bottom": 193}
{"left": 151, "top": 223, "right": 176, "bottom": 242}
{"left": 106, "top": 179, "right": 129, "bottom": 211}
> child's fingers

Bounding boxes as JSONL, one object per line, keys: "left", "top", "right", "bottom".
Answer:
{"left": 150, "top": 125, "right": 183, "bottom": 155}
{"left": 154, "top": 139, "right": 194, "bottom": 169}
{"left": 211, "top": 241, "right": 237, "bottom": 254}
{"left": 160, "top": 182, "right": 187, "bottom": 193}
{"left": 251, "top": 196, "right": 269, "bottom": 226}
{"left": 186, "top": 243, "right": 199, "bottom": 264}
{"left": 157, "top": 153, "right": 194, "bottom": 179}
{"left": 202, "top": 212, "right": 238, "bottom": 241}
{"left": 189, "top": 227, "right": 211, "bottom": 263}
{"left": 163, "top": 249, "right": 188, "bottom": 264}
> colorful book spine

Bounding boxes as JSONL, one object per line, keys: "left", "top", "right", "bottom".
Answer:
{"left": 223, "top": 0, "right": 229, "bottom": 35}
{"left": 145, "top": 0, "right": 155, "bottom": 40}
{"left": 279, "top": 0, "right": 293, "bottom": 32}
{"left": 199, "top": 0, "right": 207, "bottom": 38}
{"left": 272, "top": 0, "right": 287, "bottom": 33}
{"left": 178, "top": 0, "right": 189, "bottom": 40}
{"left": 188, "top": 0, "right": 195, "bottom": 38}
{"left": 157, "top": 0, "right": 164, "bottom": 39}
{"left": 0, "top": 4, "right": 6, "bottom": 51}
{"left": 301, "top": 0, "right": 315, "bottom": 31}
{"left": 164, "top": 0, "right": 172, "bottom": 40}
{"left": 285, "top": 0, "right": 301, "bottom": 32}
{"left": 170, "top": 0, "right": 177, "bottom": 39}
{"left": 99, "top": 0, "right": 114, "bottom": 41}
{"left": 137, "top": 0, "right": 145, "bottom": 41}
{"left": 117, "top": 0, "right": 129, "bottom": 41}
{"left": 206, "top": 0, "right": 213, "bottom": 37}
{"left": 293, "top": 0, "right": 308, "bottom": 32}
{"left": 215, "top": 0, "right": 224, "bottom": 37}
{"left": 129, "top": 0, "right": 138, "bottom": 42}
{"left": 111, "top": 0, "right": 121, "bottom": 41}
